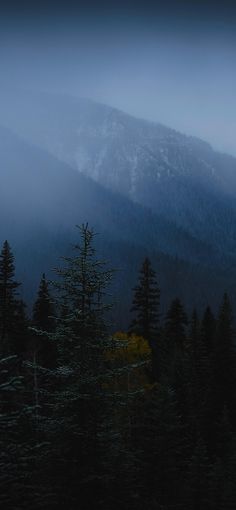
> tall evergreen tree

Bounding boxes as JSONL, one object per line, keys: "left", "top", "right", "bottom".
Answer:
{"left": 130, "top": 258, "right": 160, "bottom": 344}
{"left": 165, "top": 298, "right": 188, "bottom": 349}
{"left": 130, "top": 257, "right": 160, "bottom": 379}
{"left": 32, "top": 273, "right": 55, "bottom": 367}
{"left": 0, "top": 241, "right": 27, "bottom": 355}
{"left": 47, "top": 224, "right": 119, "bottom": 509}
{"left": 33, "top": 273, "right": 55, "bottom": 332}
{"left": 164, "top": 298, "right": 188, "bottom": 418}
{"left": 188, "top": 310, "right": 210, "bottom": 441}
{"left": 201, "top": 306, "right": 216, "bottom": 357}
{"left": 164, "top": 297, "right": 188, "bottom": 382}
{"left": 205, "top": 294, "right": 235, "bottom": 458}
{"left": 214, "top": 294, "right": 236, "bottom": 426}
{"left": 0, "top": 241, "right": 19, "bottom": 346}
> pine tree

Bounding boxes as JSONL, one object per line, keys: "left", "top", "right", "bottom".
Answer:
{"left": 164, "top": 298, "right": 188, "bottom": 419}
{"left": 47, "top": 224, "right": 118, "bottom": 508}
{"left": 32, "top": 273, "right": 55, "bottom": 367}
{"left": 33, "top": 273, "right": 55, "bottom": 332}
{"left": 22, "top": 274, "right": 56, "bottom": 443}
{"left": 199, "top": 307, "right": 217, "bottom": 453}
{"left": 201, "top": 306, "right": 216, "bottom": 357}
{"left": 216, "top": 293, "right": 235, "bottom": 402}
{"left": 53, "top": 223, "right": 113, "bottom": 363}
{"left": 130, "top": 257, "right": 160, "bottom": 344}
{"left": 164, "top": 298, "right": 188, "bottom": 381}
{"left": 188, "top": 310, "right": 210, "bottom": 442}
{"left": 0, "top": 241, "right": 21, "bottom": 353}
{"left": 165, "top": 298, "right": 188, "bottom": 349}
{"left": 214, "top": 294, "right": 235, "bottom": 420}
{"left": 130, "top": 257, "right": 160, "bottom": 380}
{"left": 206, "top": 294, "right": 236, "bottom": 457}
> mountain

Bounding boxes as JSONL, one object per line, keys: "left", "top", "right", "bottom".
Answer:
{"left": 1, "top": 88, "right": 236, "bottom": 259}
{"left": 0, "top": 89, "right": 236, "bottom": 325}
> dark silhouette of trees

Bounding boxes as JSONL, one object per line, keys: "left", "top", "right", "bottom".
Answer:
{"left": 1, "top": 230, "right": 236, "bottom": 510}
{"left": 130, "top": 257, "right": 160, "bottom": 344}
{"left": 0, "top": 241, "right": 22, "bottom": 353}
{"left": 33, "top": 273, "right": 55, "bottom": 332}
{"left": 130, "top": 257, "right": 160, "bottom": 379}
{"left": 32, "top": 273, "right": 55, "bottom": 367}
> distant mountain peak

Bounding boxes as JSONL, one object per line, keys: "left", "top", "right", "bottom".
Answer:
{"left": 0, "top": 88, "right": 236, "bottom": 212}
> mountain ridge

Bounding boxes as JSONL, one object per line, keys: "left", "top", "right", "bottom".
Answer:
{"left": 1, "top": 89, "right": 235, "bottom": 257}
{"left": 1, "top": 89, "right": 235, "bottom": 196}
{"left": 0, "top": 91, "right": 236, "bottom": 324}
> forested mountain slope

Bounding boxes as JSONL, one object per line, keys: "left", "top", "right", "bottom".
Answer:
{"left": 0, "top": 125, "right": 235, "bottom": 324}
{"left": 1, "top": 88, "right": 236, "bottom": 259}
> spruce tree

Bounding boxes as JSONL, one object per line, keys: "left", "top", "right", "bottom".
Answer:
{"left": 32, "top": 273, "right": 55, "bottom": 367}
{"left": 0, "top": 241, "right": 20, "bottom": 352}
{"left": 33, "top": 273, "right": 55, "bottom": 332}
{"left": 130, "top": 257, "right": 160, "bottom": 380}
{"left": 164, "top": 298, "right": 188, "bottom": 418}
{"left": 205, "top": 294, "right": 236, "bottom": 457}
{"left": 201, "top": 306, "right": 216, "bottom": 357}
{"left": 130, "top": 257, "right": 160, "bottom": 344}
{"left": 188, "top": 310, "right": 210, "bottom": 442}
{"left": 216, "top": 293, "right": 234, "bottom": 392}
{"left": 165, "top": 298, "right": 188, "bottom": 349}
{"left": 47, "top": 224, "right": 118, "bottom": 508}
{"left": 164, "top": 297, "right": 188, "bottom": 381}
{"left": 214, "top": 294, "right": 235, "bottom": 413}
{"left": 214, "top": 294, "right": 236, "bottom": 428}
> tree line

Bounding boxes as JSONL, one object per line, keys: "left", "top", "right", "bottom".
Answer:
{"left": 0, "top": 224, "right": 236, "bottom": 510}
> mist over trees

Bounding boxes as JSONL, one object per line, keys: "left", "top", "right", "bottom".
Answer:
{"left": 0, "top": 226, "right": 236, "bottom": 510}
{"left": 1, "top": 2, "right": 236, "bottom": 507}
{"left": 1, "top": 99, "right": 236, "bottom": 332}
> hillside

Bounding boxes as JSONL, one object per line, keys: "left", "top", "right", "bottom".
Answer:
{"left": 0, "top": 124, "right": 235, "bottom": 325}
{"left": 1, "top": 88, "right": 236, "bottom": 257}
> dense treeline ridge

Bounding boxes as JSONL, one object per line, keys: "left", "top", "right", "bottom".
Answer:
{"left": 0, "top": 224, "right": 236, "bottom": 510}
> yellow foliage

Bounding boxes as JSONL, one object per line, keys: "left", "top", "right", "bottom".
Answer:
{"left": 104, "top": 333, "right": 157, "bottom": 432}
{"left": 106, "top": 332, "right": 152, "bottom": 393}
{"left": 108, "top": 331, "right": 151, "bottom": 363}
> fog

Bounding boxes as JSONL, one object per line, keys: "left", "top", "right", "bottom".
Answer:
{"left": 0, "top": 1, "right": 236, "bottom": 155}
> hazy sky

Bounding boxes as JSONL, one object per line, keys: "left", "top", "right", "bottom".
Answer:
{"left": 1, "top": 1, "right": 236, "bottom": 155}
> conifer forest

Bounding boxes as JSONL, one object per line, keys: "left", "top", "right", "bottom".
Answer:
{"left": 1, "top": 225, "right": 236, "bottom": 510}
{"left": 1, "top": 1, "right": 236, "bottom": 508}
